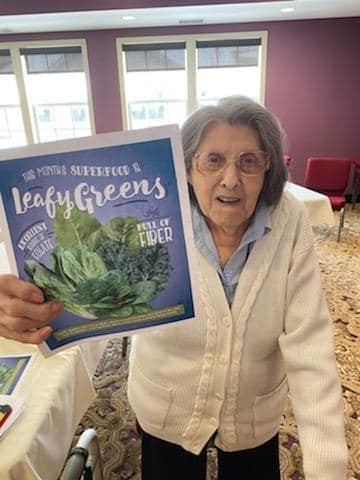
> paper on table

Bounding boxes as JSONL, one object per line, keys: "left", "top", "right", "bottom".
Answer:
{"left": 0, "top": 394, "right": 25, "bottom": 439}
{"left": 0, "top": 354, "right": 34, "bottom": 395}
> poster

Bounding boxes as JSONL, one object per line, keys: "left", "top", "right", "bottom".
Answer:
{"left": 0, "top": 126, "right": 198, "bottom": 356}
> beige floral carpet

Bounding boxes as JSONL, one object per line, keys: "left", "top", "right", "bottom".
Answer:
{"left": 73, "top": 208, "right": 360, "bottom": 480}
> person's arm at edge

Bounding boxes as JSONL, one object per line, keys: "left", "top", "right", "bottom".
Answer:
{"left": 278, "top": 214, "right": 349, "bottom": 480}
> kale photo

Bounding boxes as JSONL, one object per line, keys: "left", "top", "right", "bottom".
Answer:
{"left": 25, "top": 208, "right": 172, "bottom": 321}
{"left": 96, "top": 241, "right": 172, "bottom": 291}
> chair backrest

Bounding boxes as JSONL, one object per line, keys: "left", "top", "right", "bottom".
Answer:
{"left": 304, "top": 157, "right": 351, "bottom": 195}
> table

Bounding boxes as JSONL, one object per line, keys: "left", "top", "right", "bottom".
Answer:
{"left": 0, "top": 243, "right": 107, "bottom": 480}
{"left": 285, "top": 182, "right": 335, "bottom": 226}
{"left": 0, "top": 339, "right": 96, "bottom": 480}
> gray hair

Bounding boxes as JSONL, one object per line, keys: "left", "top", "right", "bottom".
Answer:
{"left": 181, "top": 95, "right": 288, "bottom": 206}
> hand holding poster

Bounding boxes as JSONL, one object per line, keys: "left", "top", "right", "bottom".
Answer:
{"left": 0, "top": 126, "right": 198, "bottom": 356}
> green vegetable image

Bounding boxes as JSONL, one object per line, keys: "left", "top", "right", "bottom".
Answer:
{"left": 54, "top": 206, "right": 101, "bottom": 248}
{"left": 25, "top": 207, "right": 172, "bottom": 321}
{"left": 51, "top": 245, "right": 108, "bottom": 286}
{"left": 96, "top": 241, "right": 172, "bottom": 291}
{"left": 86, "top": 215, "right": 141, "bottom": 251}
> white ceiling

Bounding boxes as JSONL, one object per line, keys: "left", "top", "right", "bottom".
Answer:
{"left": 0, "top": 0, "right": 359, "bottom": 34}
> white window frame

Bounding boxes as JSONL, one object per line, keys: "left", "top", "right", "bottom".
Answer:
{"left": 117, "top": 31, "right": 268, "bottom": 130}
{"left": 0, "top": 39, "right": 95, "bottom": 145}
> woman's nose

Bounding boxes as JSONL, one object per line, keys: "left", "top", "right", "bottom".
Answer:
{"left": 219, "top": 162, "right": 240, "bottom": 188}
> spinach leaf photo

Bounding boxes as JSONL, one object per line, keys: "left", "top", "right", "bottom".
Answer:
{"left": 25, "top": 207, "right": 172, "bottom": 322}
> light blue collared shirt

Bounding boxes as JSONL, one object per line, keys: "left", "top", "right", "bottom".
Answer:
{"left": 192, "top": 203, "right": 272, "bottom": 305}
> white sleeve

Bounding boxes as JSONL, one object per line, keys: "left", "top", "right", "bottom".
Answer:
{"left": 279, "top": 219, "right": 349, "bottom": 480}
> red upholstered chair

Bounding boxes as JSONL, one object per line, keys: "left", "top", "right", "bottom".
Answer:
{"left": 304, "top": 157, "right": 351, "bottom": 241}
{"left": 351, "top": 156, "right": 360, "bottom": 208}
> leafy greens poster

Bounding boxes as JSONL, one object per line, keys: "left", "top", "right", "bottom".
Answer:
{"left": 0, "top": 126, "right": 198, "bottom": 356}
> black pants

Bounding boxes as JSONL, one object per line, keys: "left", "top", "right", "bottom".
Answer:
{"left": 141, "top": 430, "right": 280, "bottom": 480}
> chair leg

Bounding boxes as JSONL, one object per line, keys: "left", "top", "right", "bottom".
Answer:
{"left": 121, "top": 336, "right": 128, "bottom": 358}
{"left": 352, "top": 185, "right": 360, "bottom": 209}
{"left": 341, "top": 206, "right": 345, "bottom": 227}
{"left": 337, "top": 207, "right": 345, "bottom": 242}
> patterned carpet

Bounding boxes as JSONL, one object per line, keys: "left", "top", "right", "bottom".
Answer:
{"left": 74, "top": 207, "right": 360, "bottom": 480}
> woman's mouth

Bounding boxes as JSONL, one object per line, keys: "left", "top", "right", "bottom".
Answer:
{"left": 217, "top": 196, "right": 240, "bottom": 204}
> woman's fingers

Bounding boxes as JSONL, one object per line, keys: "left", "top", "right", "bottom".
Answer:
{"left": 0, "top": 295, "right": 62, "bottom": 329}
{"left": 0, "top": 323, "right": 53, "bottom": 344}
{"left": 0, "top": 274, "right": 63, "bottom": 341}
{"left": 0, "top": 274, "right": 44, "bottom": 303}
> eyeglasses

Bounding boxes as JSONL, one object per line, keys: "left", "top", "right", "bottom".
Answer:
{"left": 193, "top": 150, "right": 270, "bottom": 177}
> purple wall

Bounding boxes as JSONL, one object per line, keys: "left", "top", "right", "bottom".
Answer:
{"left": 1, "top": 17, "right": 360, "bottom": 183}
{"left": 86, "top": 31, "right": 122, "bottom": 133}
{"left": 265, "top": 19, "right": 360, "bottom": 182}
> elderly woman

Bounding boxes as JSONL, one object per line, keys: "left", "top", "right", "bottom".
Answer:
{"left": 0, "top": 96, "right": 348, "bottom": 480}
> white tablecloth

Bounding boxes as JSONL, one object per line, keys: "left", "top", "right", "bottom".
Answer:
{"left": 0, "top": 339, "right": 96, "bottom": 480}
{"left": 285, "top": 182, "right": 335, "bottom": 226}
{"left": 0, "top": 240, "right": 10, "bottom": 274}
{"left": 0, "top": 243, "right": 108, "bottom": 479}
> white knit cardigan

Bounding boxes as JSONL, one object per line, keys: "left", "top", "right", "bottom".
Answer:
{"left": 128, "top": 191, "right": 349, "bottom": 479}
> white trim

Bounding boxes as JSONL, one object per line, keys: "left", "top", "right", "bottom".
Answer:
{"left": 9, "top": 47, "right": 34, "bottom": 144}
{"left": 0, "top": 38, "right": 89, "bottom": 49}
{"left": 116, "top": 31, "right": 268, "bottom": 130}
{"left": 259, "top": 31, "right": 268, "bottom": 106}
{"left": 186, "top": 38, "right": 197, "bottom": 115}
{"left": 116, "top": 31, "right": 267, "bottom": 44}
{"left": 80, "top": 39, "right": 96, "bottom": 135}
{"left": 116, "top": 38, "right": 129, "bottom": 130}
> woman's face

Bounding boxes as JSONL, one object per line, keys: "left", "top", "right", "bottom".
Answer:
{"left": 187, "top": 122, "right": 267, "bottom": 237}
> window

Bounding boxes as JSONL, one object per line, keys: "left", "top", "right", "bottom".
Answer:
{"left": 122, "top": 43, "right": 187, "bottom": 129}
{"left": 0, "top": 42, "right": 94, "bottom": 149}
{"left": 196, "top": 39, "right": 261, "bottom": 106}
{"left": 118, "top": 32, "right": 267, "bottom": 129}
{"left": 21, "top": 46, "right": 92, "bottom": 142}
{"left": 0, "top": 49, "right": 27, "bottom": 149}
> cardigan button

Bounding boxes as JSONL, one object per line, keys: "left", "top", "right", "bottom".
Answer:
{"left": 210, "top": 417, "right": 218, "bottom": 427}
{"left": 218, "top": 355, "right": 228, "bottom": 365}
{"left": 222, "top": 316, "right": 231, "bottom": 327}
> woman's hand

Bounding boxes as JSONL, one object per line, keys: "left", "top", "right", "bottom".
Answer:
{"left": 0, "top": 274, "right": 63, "bottom": 344}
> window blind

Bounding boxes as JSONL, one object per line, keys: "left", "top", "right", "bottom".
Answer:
{"left": 123, "top": 43, "right": 185, "bottom": 72}
{"left": 0, "top": 50, "right": 13, "bottom": 74}
{"left": 19, "top": 46, "right": 83, "bottom": 74}
{"left": 196, "top": 39, "right": 260, "bottom": 69}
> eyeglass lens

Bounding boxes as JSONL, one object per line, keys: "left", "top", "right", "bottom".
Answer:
{"left": 197, "top": 151, "right": 268, "bottom": 176}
